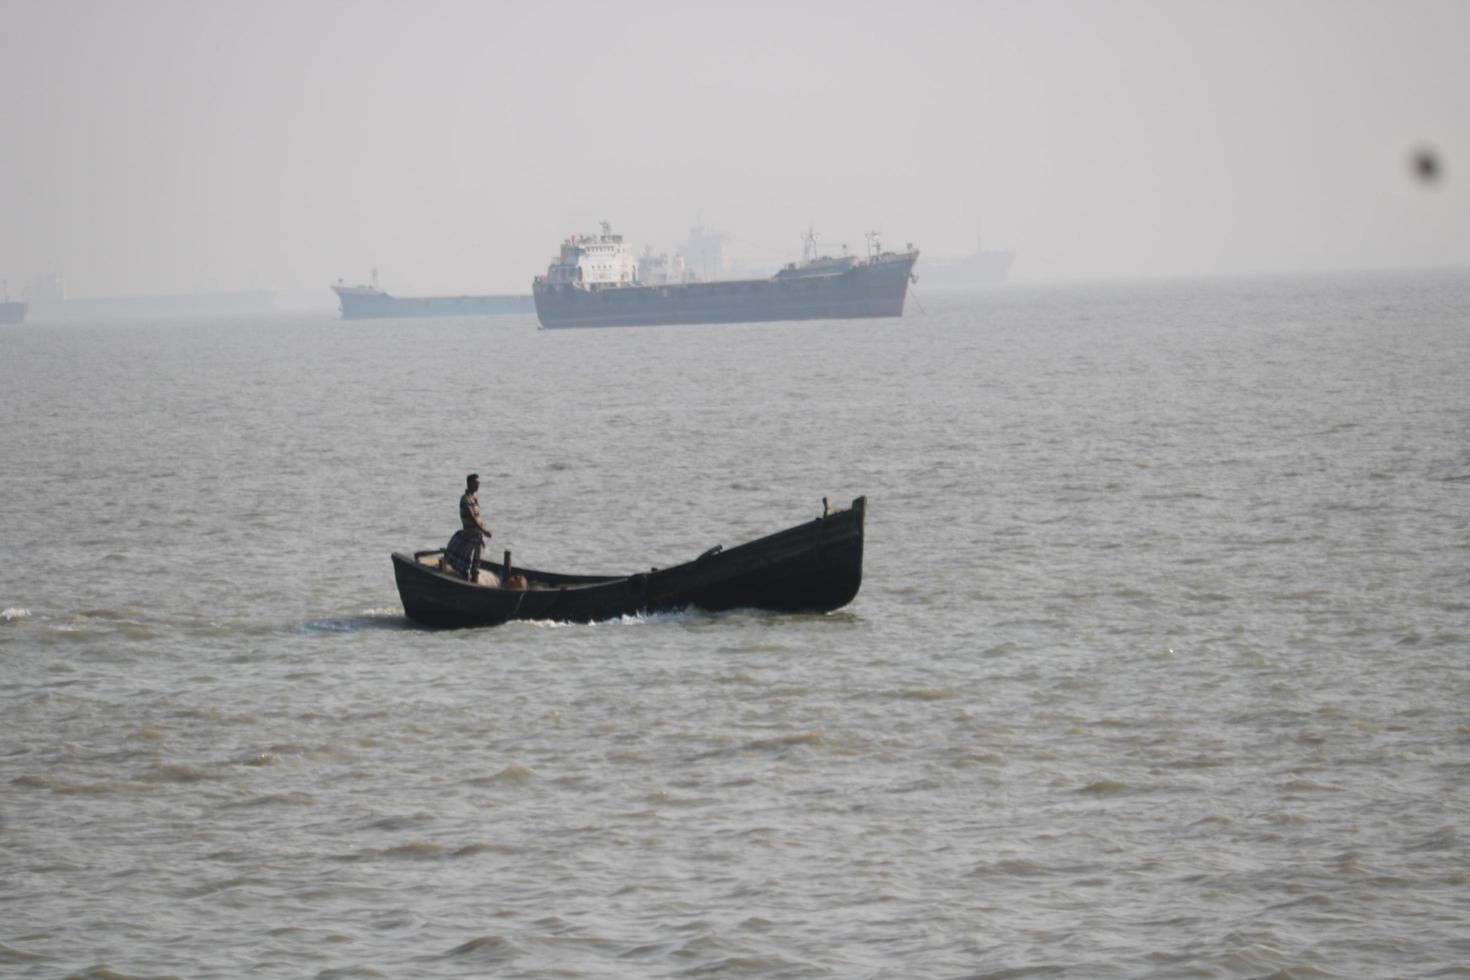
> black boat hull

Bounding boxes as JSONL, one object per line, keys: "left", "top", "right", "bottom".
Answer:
{"left": 392, "top": 497, "right": 865, "bottom": 628}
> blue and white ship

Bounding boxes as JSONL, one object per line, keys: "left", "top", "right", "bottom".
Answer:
{"left": 532, "top": 224, "right": 919, "bottom": 329}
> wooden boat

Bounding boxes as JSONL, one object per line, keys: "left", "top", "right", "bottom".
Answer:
{"left": 391, "top": 496, "right": 866, "bottom": 628}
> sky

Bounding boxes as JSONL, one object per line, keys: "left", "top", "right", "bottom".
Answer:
{"left": 2, "top": 0, "right": 1467, "bottom": 305}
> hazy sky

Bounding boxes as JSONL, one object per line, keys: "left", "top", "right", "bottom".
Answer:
{"left": 2, "top": 0, "right": 1467, "bottom": 302}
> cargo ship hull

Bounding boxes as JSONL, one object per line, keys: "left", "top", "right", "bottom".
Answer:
{"left": 332, "top": 285, "right": 533, "bottom": 320}
{"left": 533, "top": 252, "right": 918, "bottom": 329}
{"left": 0, "top": 301, "right": 29, "bottom": 325}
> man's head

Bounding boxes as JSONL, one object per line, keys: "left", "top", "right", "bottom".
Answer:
{"left": 466, "top": 473, "right": 480, "bottom": 492}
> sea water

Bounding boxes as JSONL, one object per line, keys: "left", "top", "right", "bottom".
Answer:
{"left": 2, "top": 270, "right": 1468, "bottom": 978}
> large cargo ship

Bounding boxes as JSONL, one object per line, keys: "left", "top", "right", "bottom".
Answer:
{"left": 914, "top": 227, "right": 1015, "bottom": 289}
{"left": 2, "top": 280, "right": 28, "bottom": 324}
{"left": 331, "top": 272, "right": 532, "bottom": 319}
{"left": 916, "top": 249, "right": 1016, "bottom": 288}
{"left": 532, "top": 224, "right": 918, "bottom": 329}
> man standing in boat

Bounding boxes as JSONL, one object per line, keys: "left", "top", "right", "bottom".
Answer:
{"left": 445, "top": 473, "right": 492, "bottom": 582}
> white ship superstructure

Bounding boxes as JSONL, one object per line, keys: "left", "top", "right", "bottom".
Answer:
{"left": 543, "top": 221, "right": 639, "bottom": 287}
{"left": 637, "top": 248, "right": 688, "bottom": 285}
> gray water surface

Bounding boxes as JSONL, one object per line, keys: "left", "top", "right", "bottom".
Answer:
{"left": 3, "top": 271, "right": 1468, "bottom": 978}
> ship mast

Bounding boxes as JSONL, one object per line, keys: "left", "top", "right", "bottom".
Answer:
{"left": 801, "top": 225, "right": 818, "bottom": 264}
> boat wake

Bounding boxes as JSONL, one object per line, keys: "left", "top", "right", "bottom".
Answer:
{"left": 518, "top": 608, "right": 705, "bottom": 629}
{"left": 518, "top": 605, "right": 850, "bottom": 629}
{"left": 296, "top": 608, "right": 412, "bottom": 634}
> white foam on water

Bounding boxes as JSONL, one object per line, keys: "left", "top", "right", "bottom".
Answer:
{"left": 518, "top": 607, "right": 704, "bottom": 629}
{"left": 2, "top": 607, "right": 30, "bottom": 622}
{"left": 298, "top": 609, "right": 410, "bottom": 634}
